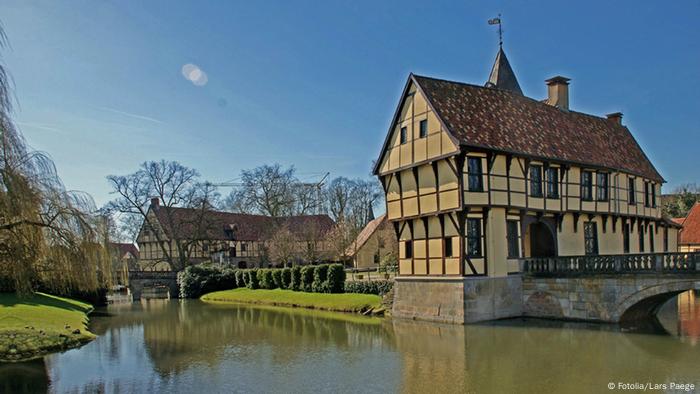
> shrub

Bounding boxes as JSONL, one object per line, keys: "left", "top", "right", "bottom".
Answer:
{"left": 312, "top": 265, "right": 329, "bottom": 293}
{"left": 290, "top": 266, "right": 302, "bottom": 291}
{"left": 235, "top": 270, "right": 246, "bottom": 288}
{"left": 326, "top": 264, "right": 346, "bottom": 293}
{"left": 272, "top": 269, "right": 284, "bottom": 289}
{"left": 344, "top": 280, "right": 394, "bottom": 296}
{"left": 300, "top": 265, "right": 315, "bottom": 292}
{"left": 246, "top": 269, "right": 259, "bottom": 289}
{"left": 281, "top": 268, "right": 292, "bottom": 289}
{"left": 257, "top": 269, "right": 272, "bottom": 289}
{"left": 178, "top": 265, "right": 237, "bottom": 298}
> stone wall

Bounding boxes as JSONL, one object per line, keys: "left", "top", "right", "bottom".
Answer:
{"left": 392, "top": 276, "right": 523, "bottom": 324}
{"left": 393, "top": 274, "right": 700, "bottom": 324}
{"left": 522, "top": 275, "right": 700, "bottom": 322}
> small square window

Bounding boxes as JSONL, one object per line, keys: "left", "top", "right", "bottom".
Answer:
{"left": 444, "top": 237, "right": 453, "bottom": 257}
{"left": 628, "top": 178, "right": 636, "bottom": 204}
{"left": 596, "top": 173, "right": 609, "bottom": 201}
{"left": 529, "top": 165, "right": 543, "bottom": 198}
{"left": 467, "top": 157, "right": 484, "bottom": 192}
{"left": 400, "top": 127, "right": 408, "bottom": 144}
{"left": 466, "top": 219, "right": 482, "bottom": 257}
{"left": 404, "top": 240, "right": 413, "bottom": 258}
{"left": 419, "top": 119, "right": 428, "bottom": 138}
{"left": 546, "top": 167, "right": 559, "bottom": 199}
{"left": 581, "top": 171, "right": 593, "bottom": 201}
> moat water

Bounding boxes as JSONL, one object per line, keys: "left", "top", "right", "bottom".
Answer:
{"left": 1, "top": 291, "right": 699, "bottom": 394}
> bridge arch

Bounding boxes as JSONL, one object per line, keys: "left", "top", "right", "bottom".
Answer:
{"left": 616, "top": 280, "right": 700, "bottom": 322}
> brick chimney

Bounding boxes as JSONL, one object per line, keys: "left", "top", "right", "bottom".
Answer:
{"left": 606, "top": 112, "right": 623, "bottom": 125}
{"left": 150, "top": 197, "right": 160, "bottom": 208}
{"left": 545, "top": 76, "right": 571, "bottom": 111}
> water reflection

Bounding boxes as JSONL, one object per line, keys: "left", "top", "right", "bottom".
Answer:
{"left": 1, "top": 293, "right": 698, "bottom": 394}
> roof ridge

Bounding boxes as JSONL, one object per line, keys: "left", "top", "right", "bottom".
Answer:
{"left": 414, "top": 74, "right": 629, "bottom": 125}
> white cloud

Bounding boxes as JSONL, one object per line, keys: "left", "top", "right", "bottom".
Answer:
{"left": 181, "top": 63, "right": 208, "bottom": 86}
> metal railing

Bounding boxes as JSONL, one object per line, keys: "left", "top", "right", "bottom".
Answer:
{"left": 522, "top": 252, "right": 700, "bottom": 276}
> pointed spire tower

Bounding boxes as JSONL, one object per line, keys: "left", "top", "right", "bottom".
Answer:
{"left": 485, "top": 48, "right": 523, "bottom": 95}
{"left": 485, "top": 15, "right": 523, "bottom": 95}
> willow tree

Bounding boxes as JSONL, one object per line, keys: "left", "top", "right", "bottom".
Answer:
{"left": 0, "top": 27, "right": 111, "bottom": 295}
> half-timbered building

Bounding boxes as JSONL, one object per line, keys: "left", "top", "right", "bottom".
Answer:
{"left": 136, "top": 198, "right": 335, "bottom": 271}
{"left": 375, "top": 48, "right": 681, "bottom": 321}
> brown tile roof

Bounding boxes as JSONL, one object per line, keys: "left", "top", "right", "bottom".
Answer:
{"left": 110, "top": 243, "right": 139, "bottom": 259}
{"left": 345, "top": 214, "right": 388, "bottom": 257}
{"left": 409, "top": 74, "right": 664, "bottom": 182}
{"left": 152, "top": 206, "right": 335, "bottom": 242}
{"left": 672, "top": 217, "right": 686, "bottom": 225}
{"left": 679, "top": 203, "right": 700, "bottom": 245}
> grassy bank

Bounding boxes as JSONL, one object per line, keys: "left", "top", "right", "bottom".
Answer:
{"left": 0, "top": 293, "right": 95, "bottom": 362}
{"left": 201, "top": 288, "right": 384, "bottom": 314}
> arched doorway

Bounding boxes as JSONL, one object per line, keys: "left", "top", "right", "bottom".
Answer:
{"left": 526, "top": 222, "right": 556, "bottom": 257}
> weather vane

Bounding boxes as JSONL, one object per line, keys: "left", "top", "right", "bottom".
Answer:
{"left": 488, "top": 14, "right": 503, "bottom": 48}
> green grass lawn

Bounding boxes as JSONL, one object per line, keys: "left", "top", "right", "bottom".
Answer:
{"left": 0, "top": 292, "right": 95, "bottom": 362}
{"left": 201, "top": 288, "right": 384, "bottom": 314}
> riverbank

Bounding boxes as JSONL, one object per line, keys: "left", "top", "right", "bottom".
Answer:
{"left": 0, "top": 293, "right": 95, "bottom": 362}
{"left": 201, "top": 288, "right": 384, "bottom": 314}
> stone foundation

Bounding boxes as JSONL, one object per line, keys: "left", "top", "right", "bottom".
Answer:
{"left": 392, "top": 274, "right": 700, "bottom": 324}
{"left": 392, "top": 276, "right": 523, "bottom": 324}
{"left": 522, "top": 275, "right": 700, "bottom": 322}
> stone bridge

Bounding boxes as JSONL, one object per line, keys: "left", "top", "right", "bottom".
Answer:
{"left": 522, "top": 252, "right": 700, "bottom": 323}
{"left": 393, "top": 252, "right": 700, "bottom": 324}
{"left": 127, "top": 271, "right": 179, "bottom": 301}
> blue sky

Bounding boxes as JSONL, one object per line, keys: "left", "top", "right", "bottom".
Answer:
{"left": 1, "top": 1, "right": 698, "bottom": 206}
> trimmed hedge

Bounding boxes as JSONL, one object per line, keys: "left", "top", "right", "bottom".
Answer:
{"left": 181, "top": 263, "right": 388, "bottom": 299}
{"left": 300, "top": 266, "right": 315, "bottom": 292}
{"left": 290, "top": 266, "right": 302, "bottom": 291}
{"left": 178, "top": 265, "right": 237, "bottom": 299}
{"left": 272, "top": 269, "right": 284, "bottom": 289}
{"left": 344, "top": 280, "right": 394, "bottom": 296}
{"left": 327, "top": 264, "right": 346, "bottom": 293}
{"left": 312, "top": 265, "right": 328, "bottom": 293}
{"left": 246, "top": 269, "right": 259, "bottom": 289}
{"left": 259, "top": 269, "right": 274, "bottom": 289}
{"left": 235, "top": 270, "right": 246, "bottom": 288}
{"left": 282, "top": 268, "right": 292, "bottom": 289}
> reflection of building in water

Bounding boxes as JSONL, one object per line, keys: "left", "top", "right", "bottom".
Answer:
{"left": 677, "top": 290, "right": 700, "bottom": 343}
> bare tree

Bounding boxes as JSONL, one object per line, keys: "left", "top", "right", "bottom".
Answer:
{"left": 325, "top": 177, "right": 354, "bottom": 222}
{"left": 268, "top": 224, "right": 297, "bottom": 267}
{"left": 1, "top": 27, "right": 111, "bottom": 295}
{"left": 227, "top": 164, "right": 296, "bottom": 216}
{"left": 325, "top": 177, "right": 382, "bottom": 232}
{"left": 347, "top": 179, "right": 382, "bottom": 230}
{"left": 106, "top": 160, "right": 219, "bottom": 271}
